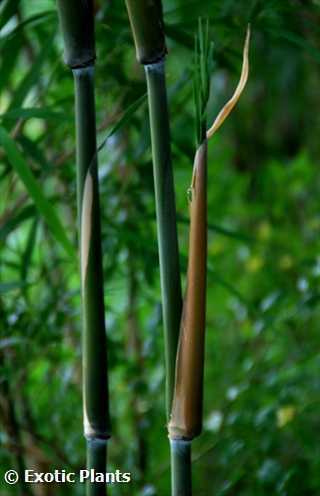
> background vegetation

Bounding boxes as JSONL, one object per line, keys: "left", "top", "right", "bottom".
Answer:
{"left": 1, "top": 0, "right": 320, "bottom": 494}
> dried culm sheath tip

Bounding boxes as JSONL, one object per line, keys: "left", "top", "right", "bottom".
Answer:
{"left": 207, "top": 25, "right": 250, "bottom": 139}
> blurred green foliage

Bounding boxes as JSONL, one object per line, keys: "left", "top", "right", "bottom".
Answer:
{"left": 1, "top": 0, "right": 320, "bottom": 495}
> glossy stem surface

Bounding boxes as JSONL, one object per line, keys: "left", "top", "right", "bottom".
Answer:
{"left": 170, "top": 439, "right": 192, "bottom": 496}
{"left": 145, "top": 61, "right": 182, "bottom": 418}
{"left": 86, "top": 439, "right": 108, "bottom": 496}
{"left": 74, "top": 66, "right": 110, "bottom": 496}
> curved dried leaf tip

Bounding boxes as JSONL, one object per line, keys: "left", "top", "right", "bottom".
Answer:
{"left": 206, "top": 25, "right": 251, "bottom": 140}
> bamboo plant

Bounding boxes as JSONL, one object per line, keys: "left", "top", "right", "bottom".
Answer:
{"left": 125, "top": 4, "right": 250, "bottom": 493}
{"left": 168, "top": 23, "right": 251, "bottom": 495}
{"left": 125, "top": 0, "right": 182, "bottom": 419}
{"left": 56, "top": 2, "right": 110, "bottom": 495}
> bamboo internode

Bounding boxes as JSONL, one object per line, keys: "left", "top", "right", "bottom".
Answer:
{"left": 56, "top": 1, "right": 110, "bottom": 494}
{"left": 125, "top": 0, "right": 182, "bottom": 419}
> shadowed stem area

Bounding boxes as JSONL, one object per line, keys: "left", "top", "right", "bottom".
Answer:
{"left": 170, "top": 440, "right": 192, "bottom": 496}
{"left": 87, "top": 440, "right": 108, "bottom": 496}
{"left": 145, "top": 61, "right": 182, "bottom": 418}
{"left": 73, "top": 66, "right": 110, "bottom": 496}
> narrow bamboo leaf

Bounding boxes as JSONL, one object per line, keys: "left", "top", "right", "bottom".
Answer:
{"left": 0, "top": 205, "right": 36, "bottom": 242}
{"left": 0, "top": 126, "right": 74, "bottom": 256}
{"left": 1, "top": 107, "right": 68, "bottom": 121}
{"left": 18, "top": 136, "right": 51, "bottom": 171}
{"left": 0, "top": 337, "right": 25, "bottom": 349}
{"left": 270, "top": 28, "right": 320, "bottom": 64}
{"left": 0, "top": 281, "right": 27, "bottom": 293}
{"left": 21, "top": 217, "right": 38, "bottom": 281}
{"left": 207, "top": 222, "right": 253, "bottom": 242}
{"left": 164, "top": 24, "right": 195, "bottom": 50}
{"left": 7, "top": 41, "right": 53, "bottom": 112}
{"left": 0, "top": 11, "right": 55, "bottom": 41}
{"left": 177, "top": 215, "right": 253, "bottom": 242}
{"left": 0, "top": 34, "right": 21, "bottom": 94}
{"left": 0, "top": 0, "right": 21, "bottom": 30}
{"left": 208, "top": 265, "right": 252, "bottom": 307}
{"left": 97, "top": 93, "right": 147, "bottom": 153}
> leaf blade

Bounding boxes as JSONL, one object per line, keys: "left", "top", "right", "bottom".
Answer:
{"left": 0, "top": 126, "right": 74, "bottom": 256}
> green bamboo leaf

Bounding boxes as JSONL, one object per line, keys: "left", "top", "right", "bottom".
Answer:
{"left": 269, "top": 28, "right": 320, "bottom": 63}
{"left": 0, "top": 126, "right": 74, "bottom": 256}
{"left": 0, "top": 11, "right": 55, "bottom": 41}
{"left": 18, "top": 135, "right": 51, "bottom": 170}
{"left": 0, "top": 34, "right": 21, "bottom": 94}
{"left": 97, "top": 93, "right": 147, "bottom": 153}
{"left": 208, "top": 265, "right": 255, "bottom": 311}
{"left": 0, "top": 0, "right": 21, "bottom": 30}
{"left": 0, "top": 205, "right": 36, "bottom": 242}
{"left": 7, "top": 41, "right": 53, "bottom": 112}
{"left": 177, "top": 214, "right": 253, "bottom": 242}
{"left": 165, "top": 1, "right": 222, "bottom": 23}
{"left": 0, "top": 281, "right": 27, "bottom": 294}
{"left": 21, "top": 216, "right": 38, "bottom": 281}
{"left": 0, "top": 337, "right": 25, "bottom": 349}
{"left": 1, "top": 107, "right": 69, "bottom": 121}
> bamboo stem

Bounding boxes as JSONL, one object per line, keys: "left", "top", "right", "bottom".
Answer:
{"left": 170, "top": 440, "right": 192, "bottom": 496}
{"left": 87, "top": 439, "right": 108, "bottom": 496}
{"left": 56, "top": 2, "right": 110, "bottom": 492}
{"left": 73, "top": 66, "right": 110, "bottom": 496}
{"left": 125, "top": 4, "right": 183, "bottom": 494}
{"left": 145, "top": 61, "right": 182, "bottom": 418}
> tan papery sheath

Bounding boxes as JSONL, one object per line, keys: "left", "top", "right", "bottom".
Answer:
{"left": 168, "top": 25, "right": 250, "bottom": 441}
{"left": 168, "top": 140, "right": 207, "bottom": 440}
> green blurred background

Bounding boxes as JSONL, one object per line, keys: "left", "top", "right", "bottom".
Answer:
{"left": 1, "top": 0, "right": 320, "bottom": 494}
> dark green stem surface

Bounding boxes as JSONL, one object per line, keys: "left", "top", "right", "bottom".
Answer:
{"left": 145, "top": 61, "right": 182, "bottom": 418}
{"left": 170, "top": 439, "right": 192, "bottom": 496}
{"left": 86, "top": 439, "right": 108, "bottom": 496}
{"left": 73, "top": 66, "right": 110, "bottom": 495}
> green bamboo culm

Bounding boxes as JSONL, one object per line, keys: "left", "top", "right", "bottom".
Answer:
{"left": 125, "top": 0, "right": 182, "bottom": 418}
{"left": 56, "top": 2, "right": 110, "bottom": 495}
{"left": 170, "top": 440, "right": 192, "bottom": 496}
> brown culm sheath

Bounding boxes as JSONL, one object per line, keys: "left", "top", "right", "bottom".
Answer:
{"left": 169, "top": 140, "right": 207, "bottom": 440}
